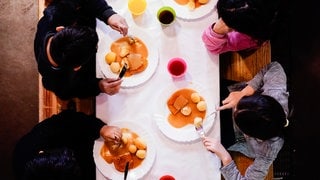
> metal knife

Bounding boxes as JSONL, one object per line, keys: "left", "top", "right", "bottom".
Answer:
{"left": 119, "top": 63, "right": 128, "bottom": 79}
{"left": 124, "top": 161, "right": 129, "bottom": 180}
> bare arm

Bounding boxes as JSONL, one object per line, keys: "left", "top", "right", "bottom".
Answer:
{"left": 98, "top": 78, "right": 123, "bottom": 96}
{"left": 217, "top": 85, "right": 255, "bottom": 110}
{"left": 100, "top": 125, "right": 122, "bottom": 144}
{"left": 202, "top": 137, "right": 232, "bottom": 166}
{"left": 107, "top": 14, "right": 128, "bottom": 36}
{"left": 212, "top": 18, "right": 232, "bottom": 35}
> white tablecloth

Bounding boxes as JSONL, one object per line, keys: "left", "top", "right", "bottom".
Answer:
{"left": 96, "top": 0, "right": 221, "bottom": 179}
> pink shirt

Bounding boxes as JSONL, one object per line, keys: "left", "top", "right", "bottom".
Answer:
{"left": 202, "top": 24, "right": 261, "bottom": 54}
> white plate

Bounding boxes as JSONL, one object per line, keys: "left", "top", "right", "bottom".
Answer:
{"left": 161, "top": 0, "right": 217, "bottom": 20}
{"left": 154, "top": 81, "right": 217, "bottom": 143}
{"left": 93, "top": 121, "right": 156, "bottom": 180}
{"left": 96, "top": 26, "right": 159, "bottom": 88}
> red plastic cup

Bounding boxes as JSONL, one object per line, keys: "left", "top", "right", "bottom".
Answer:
{"left": 160, "top": 175, "right": 175, "bottom": 180}
{"left": 167, "top": 57, "right": 187, "bottom": 79}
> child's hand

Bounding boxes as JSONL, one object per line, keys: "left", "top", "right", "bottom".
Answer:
{"left": 212, "top": 18, "right": 232, "bottom": 35}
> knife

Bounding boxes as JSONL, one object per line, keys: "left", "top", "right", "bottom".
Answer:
{"left": 119, "top": 63, "right": 128, "bottom": 79}
{"left": 124, "top": 161, "right": 129, "bottom": 180}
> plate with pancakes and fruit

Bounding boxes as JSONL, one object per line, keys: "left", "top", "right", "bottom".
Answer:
{"left": 97, "top": 26, "right": 159, "bottom": 88}
{"left": 161, "top": 0, "right": 217, "bottom": 20}
{"left": 93, "top": 121, "right": 156, "bottom": 180}
{"left": 154, "top": 81, "right": 217, "bottom": 143}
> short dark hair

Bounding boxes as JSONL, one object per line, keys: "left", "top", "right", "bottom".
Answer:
{"left": 217, "top": 0, "right": 280, "bottom": 40}
{"left": 22, "top": 147, "right": 81, "bottom": 180}
{"left": 234, "top": 94, "right": 286, "bottom": 140}
{"left": 45, "top": 0, "right": 79, "bottom": 26}
{"left": 50, "top": 25, "right": 98, "bottom": 68}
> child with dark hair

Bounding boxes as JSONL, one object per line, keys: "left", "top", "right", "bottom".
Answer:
{"left": 202, "top": 61, "right": 289, "bottom": 179}
{"left": 12, "top": 110, "right": 122, "bottom": 180}
{"left": 35, "top": 0, "right": 129, "bottom": 100}
{"left": 234, "top": 94, "right": 287, "bottom": 140}
{"left": 202, "top": 0, "right": 281, "bottom": 54}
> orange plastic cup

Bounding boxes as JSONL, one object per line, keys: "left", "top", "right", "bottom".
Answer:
{"left": 128, "top": 0, "right": 147, "bottom": 15}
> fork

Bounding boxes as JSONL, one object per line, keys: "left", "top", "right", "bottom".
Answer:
{"left": 127, "top": 35, "right": 136, "bottom": 44}
{"left": 194, "top": 110, "right": 218, "bottom": 140}
{"left": 195, "top": 123, "right": 206, "bottom": 140}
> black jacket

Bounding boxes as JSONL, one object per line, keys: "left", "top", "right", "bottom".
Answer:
{"left": 12, "top": 110, "right": 105, "bottom": 180}
{"left": 34, "top": 0, "right": 116, "bottom": 100}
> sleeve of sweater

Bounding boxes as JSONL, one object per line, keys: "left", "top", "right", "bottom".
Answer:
{"left": 247, "top": 61, "right": 289, "bottom": 115}
{"left": 220, "top": 160, "right": 244, "bottom": 180}
{"left": 89, "top": 0, "right": 117, "bottom": 23}
{"left": 220, "top": 158, "right": 273, "bottom": 180}
{"left": 201, "top": 24, "right": 261, "bottom": 54}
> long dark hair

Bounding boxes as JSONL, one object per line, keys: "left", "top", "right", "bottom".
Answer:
{"left": 217, "top": 0, "right": 280, "bottom": 41}
{"left": 234, "top": 94, "right": 287, "bottom": 140}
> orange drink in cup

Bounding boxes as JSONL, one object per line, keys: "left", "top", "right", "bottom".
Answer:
{"left": 128, "top": 0, "right": 147, "bottom": 16}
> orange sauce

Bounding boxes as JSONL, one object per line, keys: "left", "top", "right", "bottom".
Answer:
{"left": 100, "top": 128, "right": 145, "bottom": 172}
{"left": 167, "top": 88, "right": 206, "bottom": 128}
{"left": 109, "top": 37, "right": 148, "bottom": 77}
{"left": 174, "top": 0, "right": 202, "bottom": 8}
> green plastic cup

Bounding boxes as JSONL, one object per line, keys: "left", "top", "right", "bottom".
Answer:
{"left": 157, "top": 6, "right": 176, "bottom": 26}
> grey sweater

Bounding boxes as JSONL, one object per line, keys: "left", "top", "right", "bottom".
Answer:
{"left": 221, "top": 61, "right": 289, "bottom": 180}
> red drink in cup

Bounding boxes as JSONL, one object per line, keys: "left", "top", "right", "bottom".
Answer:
{"left": 160, "top": 175, "right": 175, "bottom": 180}
{"left": 167, "top": 57, "right": 187, "bottom": 79}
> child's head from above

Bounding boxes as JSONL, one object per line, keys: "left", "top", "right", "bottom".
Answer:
{"left": 234, "top": 94, "right": 286, "bottom": 140}
{"left": 217, "top": 0, "right": 280, "bottom": 40}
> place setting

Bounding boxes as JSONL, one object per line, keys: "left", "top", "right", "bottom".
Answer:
{"left": 153, "top": 80, "right": 218, "bottom": 143}
{"left": 161, "top": 0, "right": 218, "bottom": 20}
{"left": 93, "top": 120, "right": 157, "bottom": 180}
{"left": 96, "top": 25, "right": 160, "bottom": 89}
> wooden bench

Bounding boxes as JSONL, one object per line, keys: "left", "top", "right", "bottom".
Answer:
{"left": 220, "top": 41, "right": 273, "bottom": 180}
{"left": 38, "top": 0, "right": 94, "bottom": 121}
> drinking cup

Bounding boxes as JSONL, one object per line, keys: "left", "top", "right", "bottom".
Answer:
{"left": 128, "top": 0, "right": 147, "bottom": 16}
{"left": 167, "top": 57, "right": 187, "bottom": 79}
{"left": 160, "top": 175, "right": 175, "bottom": 180}
{"left": 157, "top": 6, "right": 176, "bottom": 26}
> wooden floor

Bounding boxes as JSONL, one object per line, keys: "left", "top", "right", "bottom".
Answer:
{"left": 38, "top": 0, "right": 272, "bottom": 178}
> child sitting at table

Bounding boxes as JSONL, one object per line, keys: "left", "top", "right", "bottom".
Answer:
{"left": 12, "top": 109, "right": 122, "bottom": 180}
{"left": 202, "top": 61, "right": 290, "bottom": 179}
{"left": 35, "top": 0, "right": 128, "bottom": 100}
{"left": 202, "top": 0, "right": 281, "bottom": 54}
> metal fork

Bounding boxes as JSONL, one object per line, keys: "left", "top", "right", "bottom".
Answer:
{"left": 195, "top": 110, "right": 218, "bottom": 140}
{"left": 127, "top": 35, "right": 136, "bottom": 44}
{"left": 195, "top": 124, "right": 206, "bottom": 140}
